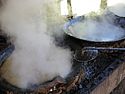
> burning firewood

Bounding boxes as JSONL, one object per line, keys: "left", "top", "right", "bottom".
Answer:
{"left": 30, "top": 68, "right": 84, "bottom": 94}
{"left": 32, "top": 76, "right": 66, "bottom": 94}
{"left": 66, "top": 68, "right": 84, "bottom": 92}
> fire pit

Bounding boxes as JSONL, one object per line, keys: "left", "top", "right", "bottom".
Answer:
{"left": 0, "top": 32, "right": 125, "bottom": 94}
{"left": 0, "top": 34, "right": 85, "bottom": 94}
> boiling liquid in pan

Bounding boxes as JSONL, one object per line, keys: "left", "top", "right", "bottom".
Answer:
{"left": 68, "top": 19, "right": 125, "bottom": 42}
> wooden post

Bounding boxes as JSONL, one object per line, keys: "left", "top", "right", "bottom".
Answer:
{"left": 67, "top": 0, "right": 73, "bottom": 18}
{"left": 100, "top": 0, "right": 107, "bottom": 10}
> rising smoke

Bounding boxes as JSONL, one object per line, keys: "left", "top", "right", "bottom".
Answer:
{"left": 0, "top": 0, "right": 72, "bottom": 88}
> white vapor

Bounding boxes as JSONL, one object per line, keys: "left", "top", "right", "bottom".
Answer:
{"left": 0, "top": 0, "right": 72, "bottom": 88}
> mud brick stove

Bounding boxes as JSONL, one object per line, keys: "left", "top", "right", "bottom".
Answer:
{"left": 60, "top": 34, "right": 125, "bottom": 94}
{"left": 0, "top": 31, "right": 125, "bottom": 94}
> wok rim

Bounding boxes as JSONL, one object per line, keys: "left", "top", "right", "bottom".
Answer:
{"left": 63, "top": 16, "right": 125, "bottom": 43}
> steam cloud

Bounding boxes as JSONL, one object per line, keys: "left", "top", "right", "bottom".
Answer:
{"left": 70, "top": 13, "right": 125, "bottom": 41}
{"left": 0, "top": 0, "right": 72, "bottom": 88}
{"left": 67, "top": 2, "right": 125, "bottom": 42}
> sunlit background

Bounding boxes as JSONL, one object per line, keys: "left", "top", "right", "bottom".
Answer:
{"left": 60, "top": 0, "right": 125, "bottom": 16}
{"left": 60, "top": 0, "right": 68, "bottom": 15}
{"left": 60, "top": 0, "right": 101, "bottom": 16}
{"left": 107, "top": 0, "right": 125, "bottom": 6}
{"left": 71, "top": 0, "right": 101, "bottom": 16}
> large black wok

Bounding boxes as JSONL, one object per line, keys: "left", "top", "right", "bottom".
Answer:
{"left": 63, "top": 13, "right": 125, "bottom": 46}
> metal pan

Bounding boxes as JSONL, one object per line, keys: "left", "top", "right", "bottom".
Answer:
{"left": 63, "top": 16, "right": 125, "bottom": 43}
{"left": 0, "top": 44, "right": 15, "bottom": 67}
